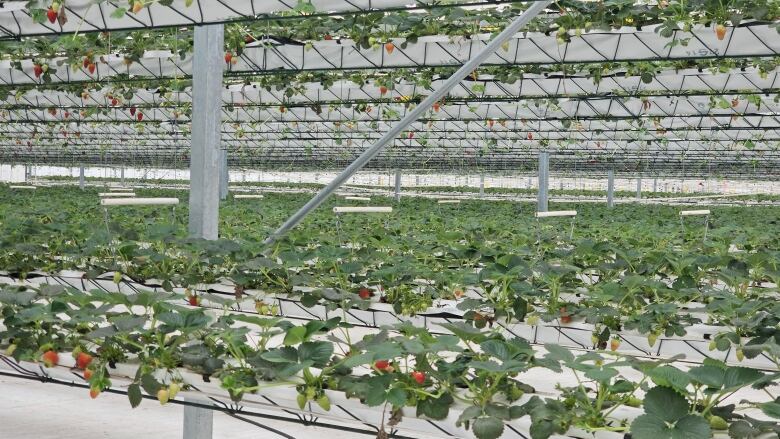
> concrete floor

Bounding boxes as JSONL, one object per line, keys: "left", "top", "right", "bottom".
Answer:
{"left": 0, "top": 377, "right": 368, "bottom": 439}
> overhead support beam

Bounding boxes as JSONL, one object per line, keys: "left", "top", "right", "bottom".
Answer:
{"left": 537, "top": 151, "right": 549, "bottom": 212}
{"left": 607, "top": 170, "right": 615, "bottom": 208}
{"left": 188, "top": 24, "right": 225, "bottom": 241}
{"left": 394, "top": 170, "right": 402, "bottom": 202}
{"left": 263, "top": 0, "right": 552, "bottom": 244}
{"left": 79, "top": 166, "right": 85, "bottom": 190}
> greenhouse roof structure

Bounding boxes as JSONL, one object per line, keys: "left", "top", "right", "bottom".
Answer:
{"left": 0, "top": 0, "right": 776, "bottom": 177}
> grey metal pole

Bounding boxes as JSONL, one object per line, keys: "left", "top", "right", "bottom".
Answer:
{"left": 607, "top": 170, "right": 615, "bottom": 208}
{"left": 636, "top": 177, "right": 642, "bottom": 200}
{"left": 394, "top": 169, "right": 401, "bottom": 202}
{"left": 537, "top": 151, "right": 549, "bottom": 212}
{"left": 188, "top": 24, "right": 224, "bottom": 240}
{"left": 79, "top": 166, "right": 85, "bottom": 190}
{"left": 479, "top": 174, "right": 485, "bottom": 198}
{"left": 265, "top": 1, "right": 552, "bottom": 243}
{"left": 219, "top": 149, "right": 228, "bottom": 200}
{"left": 183, "top": 397, "right": 213, "bottom": 439}
{"left": 653, "top": 177, "right": 658, "bottom": 193}
{"left": 120, "top": 167, "right": 125, "bottom": 186}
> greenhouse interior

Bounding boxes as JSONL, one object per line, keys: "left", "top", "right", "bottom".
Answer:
{"left": 1, "top": 1, "right": 780, "bottom": 438}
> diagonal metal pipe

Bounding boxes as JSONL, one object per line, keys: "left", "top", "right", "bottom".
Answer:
{"left": 264, "top": 0, "right": 553, "bottom": 244}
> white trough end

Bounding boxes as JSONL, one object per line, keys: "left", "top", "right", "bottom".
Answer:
{"left": 344, "top": 196, "right": 371, "bottom": 201}
{"left": 8, "top": 185, "right": 36, "bottom": 189}
{"left": 437, "top": 199, "right": 461, "bottom": 204}
{"left": 535, "top": 210, "right": 577, "bottom": 218}
{"left": 101, "top": 198, "right": 179, "bottom": 207}
{"left": 680, "top": 210, "right": 711, "bottom": 216}
{"left": 333, "top": 206, "right": 393, "bottom": 214}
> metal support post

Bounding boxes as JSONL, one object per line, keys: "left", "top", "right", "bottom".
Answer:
{"left": 79, "top": 166, "right": 85, "bottom": 190}
{"left": 636, "top": 177, "right": 642, "bottom": 200}
{"left": 188, "top": 24, "right": 224, "bottom": 240}
{"left": 479, "top": 174, "right": 485, "bottom": 198}
{"left": 653, "top": 178, "right": 657, "bottom": 193}
{"left": 537, "top": 152, "right": 549, "bottom": 212}
{"left": 394, "top": 169, "right": 402, "bottom": 202}
{"left": 607, "top": 170, "right": 615, "bottom": 208}
{"left": 219, "top": 149, "right": 228, "bottom": 200}
{"left": 183, "top": 398, "right": 213, "bottom": 439}
{"left": 265, "top": 0, "right": 552, "bottom": 243}
{"left": 120, "top": 167, "right": 125, "bottom": 186}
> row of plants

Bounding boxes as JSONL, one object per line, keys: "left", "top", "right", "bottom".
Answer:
{"left": 1, "top": 282, "right": 779, "bottom": 439}
{"left": 0, "top": 187, "right": 779, "bottom": 358}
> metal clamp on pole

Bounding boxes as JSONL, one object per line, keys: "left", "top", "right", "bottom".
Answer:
{"left": 263, "top": 0, "right": 553, "bottom": 245}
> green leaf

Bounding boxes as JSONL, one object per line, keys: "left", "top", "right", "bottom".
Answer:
{"left": 283, "top": 326, "right": 307, "bottom": 346}
{"left": 110, "top": 7, "right": 128, "bottom": 18}
{"left": 673, "top": 414, "right": 711, "bottom": 439}
{"left": 687, "top": 365, "right": 725, "bottom": 388}
{"left": 472, "top": 417, "right": 505, "bottom": 439}
{"left": 386, "top": 388, "right": 407, "bottom": 407}
{"left": 128, "top": 383, "right": 142, "bottom": 408}
{"left": 544, "top": 344, "right": 574, "bottom": 363}
{"left": 298, "top": 341, "right": 333, "bottom": 367}
{"left": 649, "top": 365, "right": 691, "bottom": 392}
{"left": 643, "top": 386, "right": 688, "bottom": 423}
{"left": 759, "top": 402, "right": 780, "bottom": 419}
{"left": 631, "top": 414, "right": 670, "bottom": 439}
{"left": 723, "top": 367, "right": 764, "bottom": 390}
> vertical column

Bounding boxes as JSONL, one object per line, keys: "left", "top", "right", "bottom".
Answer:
{"left": 607, "top": 170, "right": 615, "bottom": 208}
{"left": 479, "top": 174, "right": 485, "bottom": 198}
{"left": 394, "top": 169, "right": 402, "bottom": 202}
{"left": 537, "top": 152, "right": 549, "bottom": 212}
{"left": 636, "top": 177, "right": 642, "bottom": 200}
{"left": 183, "top": 398, "right": 213, "bottom": 439}
{"left": 120, "top": 167, "right": 125, "bottom": 186}
{"left": 79, "top": 166, "right": 85, "bottom": 190}
{"left": 653, "top": 177, "right": 657, "bottom": 193}
{"left": 219, "top": 149, "right": 228, "bottom": 200}
{"left": 188, "top": 24, "right": 224, "bottom": 240}
{"left": 415, "top": 175, "right": 420, "bottom": 186}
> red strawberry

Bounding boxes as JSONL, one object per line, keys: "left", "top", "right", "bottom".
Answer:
{"left": 559, "top": 307, "right": 572, "bottom": 324}
{"left": 83, "top": 58, "right": 89, "bottom": 68}
{"left": 83, "top": 369, "right": 93, "bottom": 380}
{"left": 89, "top": 388, "right": 100, "bottom": 399}
{"left": 714, "top": 24, "right": 727, "bottom": 41}
{"left": 374, "top": 360, "right": 390, "bottom": 370}
{"left": 42, "top": 350, "right": 59, "bottom": 367}
{"left": 433, "top": 102, "right": 440, "bottom": 112}
{"left": 324, "top": 34, "right": 333, "bottom": 41}
{"left": 111, "top": 98, "right": 118, "bottom": 106}
{"left": 279, "top": 105, "right": 286, "bottom": 113}
{"left": 88, "top": 63, "right": 96, "bottom": 74}
{"left": 379, "top": 86, "right": 388, "bottom": 96}
{"left": 33, "top": 64, "right": 43, "bottom": 78}
{"left": 130, "top": 106, "right": 137, "bottom": 116}
{"left": 527, "top": 132, "right": 534, "bottom": 140}
{"left": 411, "top": 371, "right": 425, "bottom": 385}
{"left": 224, "top": 52, "right": 233, "bottom": 64}
{"left": 408, "top": 131, "right": 414, "bottom": 139}
{"left": 358, "top": 288, "right": 373, "bottom": 299}
{"left": 610, "top": 338, "right": 621, "bottom": 351}
{"left": 385, "top": 42, "right": 395, "bottom": 54}
{"left": 188, "top": 295, "right": 200, "bottom": 306}
{"left": 76, "top": 352, "right": 93, "bottom": 370}
{"left": 487, "top": 119, "right": 494, "bottom": 128}
{"left": 136, "top": 112, "right": 143, "bottom": 121}
{"left": 47, "top": 7, "right": 57, "bottom": 24}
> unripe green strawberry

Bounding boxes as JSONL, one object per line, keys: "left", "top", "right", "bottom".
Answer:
{"left": 709, "top": 415, "right": 728, "bottom": 430}
{"left": 157, "top": 388, "right": 169, "bottom": 405}
{"left": 625, "top": 396, "right": 642, "bottom": 408}
{"left": 305, "top": 387, "right": 316, "bottom": 400}
{"left": 5, "top": 344, "right": 17, "bottom": 356}
{"left": 526, "top": 315, "right": 539, "bottom": 326}
{"left": 708, "top": 340, "right": 717, "bottom": 351}
{"left": 648, "top": 332, "right": 659, "bottom": 347}
{"left": 736, "top": 348, "right": 744, "bottom": 362}
{"left": 591, "top": 334, "right": 599, "bottom": 345}
{"left": 113, "top": 271, "right": 122, "bottom": 284}
{"left": 317, "top": 395, "right": 331, "bottom": 411}
{"left": 297, "top": 393, "right": 307, "bottom": 410}
{"left": 168, "top": 382, "right": 181, "bottom": 399}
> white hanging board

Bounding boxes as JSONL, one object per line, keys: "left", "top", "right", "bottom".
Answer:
{"left": 234, "top": 194, "right": 265, "bottom": 199}
{"left": 101, "top": 198, "right": 179, "bottom": 207}
{"left": 8, "top": 185, "right": 36, "bottom": 189}
{"left": 344, "top": 196, "right": 371, "bottom": 201}
{"left": 535, "top": 210, "right": 577, "bottom": 218}
{"left": 99, "top": 192, "right": 136, "bottom": 197}
{"left": 438, "top": 199, "right": 461, "bottom": 204}
{"left": 680, "top": 210, "right": 711, "bottom": 216}
{"left": 333, "top": 206, "right": 392, "bottom": 214}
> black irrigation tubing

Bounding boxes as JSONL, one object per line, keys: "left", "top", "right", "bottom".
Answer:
{"left": 0, "top": 0, "right": 523, "bottom": 41}
{"left": 0, "top": 368, "right": 419, "bottom": 439}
